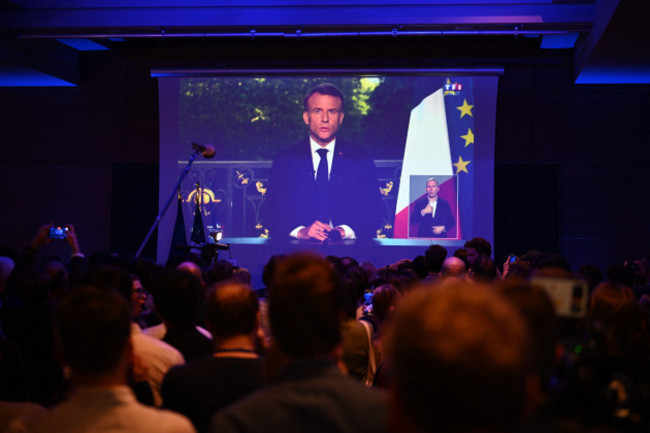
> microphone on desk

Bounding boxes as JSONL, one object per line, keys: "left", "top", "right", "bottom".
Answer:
{"left": 192, "top": 142, "right": 216, "bottom": 159}
{"left": 324, "top": 228, "right": 342, "bottom": 244}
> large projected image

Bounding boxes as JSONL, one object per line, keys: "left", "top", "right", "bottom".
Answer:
{"left": 156, "top": 72, "right": 497, "bottom": 264}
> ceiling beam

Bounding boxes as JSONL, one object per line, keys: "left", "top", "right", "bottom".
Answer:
{"left": 1, "top": 4, "right": 594, "bottom": 35}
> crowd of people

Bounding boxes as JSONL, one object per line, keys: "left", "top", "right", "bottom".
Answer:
{"left": 1, "top": 223, "right": 650, "bottom": 433}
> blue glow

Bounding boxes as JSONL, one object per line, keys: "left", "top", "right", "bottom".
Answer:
{"left": 56, "top": 38, "right": 109, "bottom": 51}
{"left": 540, "top": 33, "right": 578, "bottom": 49}
{"left": 576, "top": 67, "right": 650, "bottom": 84}
{"left": 0, "top": 67, "right": 76, "bottom": 87}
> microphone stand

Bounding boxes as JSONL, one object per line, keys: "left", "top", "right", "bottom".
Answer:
{"left": 135, "top": 150, "right": 200, "bottom": 258}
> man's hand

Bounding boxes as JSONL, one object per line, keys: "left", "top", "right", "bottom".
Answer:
{"left": 297, "top": 221, "right": 331, "bottom": 241}
{"left": 29, "top": 223, "right": 53, "bottom": 251}
{"left": 421, "top": 203, "right": 433, "bottom": 216}
{"left": 65, "top": 224, "right": 83, "bottom": 256}
{"left": 432, "top": 225, "right": 445, "bottom": 235}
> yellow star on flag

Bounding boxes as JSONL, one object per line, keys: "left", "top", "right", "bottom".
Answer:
{"left": 456, "top": 99, "right": 474, "bottom": 118}
{"left": 460, "top": 128, "right": 474, "bottom": 147}
{"left": 453, "top": 156, "right": 471, "bottom": 174}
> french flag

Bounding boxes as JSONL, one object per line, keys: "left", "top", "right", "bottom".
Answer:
{"left": 393, "top": 89, "right": 458, "bottom": 238}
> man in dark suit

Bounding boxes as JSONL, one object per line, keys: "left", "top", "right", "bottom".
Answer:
{"left": 410, "top": 178, "right": 455, "bottom": 238}
{"left": 264, "top": 83, "right": 382, "bottom": 241}
{"left": 208, "top": 253, "right": 386, "bottom": 433}
{"left": 162, "top": 282, "right": 264, "bottom": 433}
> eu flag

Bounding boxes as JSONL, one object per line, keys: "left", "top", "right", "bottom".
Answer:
{"left": 191, "top": 183, "right": 206, "bottom": 244}
{"left": 169, "top": 189, "right": 188, "bottom": 259}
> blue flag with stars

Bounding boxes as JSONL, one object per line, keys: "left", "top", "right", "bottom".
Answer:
{"left": 444, "top": 77, "right": 474, "bottom": 239}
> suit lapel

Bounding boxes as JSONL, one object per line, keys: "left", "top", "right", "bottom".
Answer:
{"left": 329, "top": 138, "right": 347, "bottom": 185}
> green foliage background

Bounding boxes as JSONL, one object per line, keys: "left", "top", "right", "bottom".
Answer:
{"left": 178, "top": 76, "right": 424, "bottom": 160}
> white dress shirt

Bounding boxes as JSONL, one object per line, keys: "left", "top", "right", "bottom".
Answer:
{"left": 8, "top": 385, "right": 195, "bottom": 433}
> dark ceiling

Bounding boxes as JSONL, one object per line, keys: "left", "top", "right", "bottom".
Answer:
{"left": 0, "top": 0, "right": 647, "bottom": 86}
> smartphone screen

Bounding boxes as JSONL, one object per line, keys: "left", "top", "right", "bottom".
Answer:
{"left": 49, "top": 226, "right": 69, "bottom": 239}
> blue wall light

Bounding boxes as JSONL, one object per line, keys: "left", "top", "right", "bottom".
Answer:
{"left": 55, "top": 38, "right": 109, "bottom": 51}
{"left": 0, "top": 66, "right": 76, "bottom": 87}
{"left": 576, "top": 66, "right": 650, "bottom": 84}
{"left": 540, "top": 32, "right": 579, "bottom": 49}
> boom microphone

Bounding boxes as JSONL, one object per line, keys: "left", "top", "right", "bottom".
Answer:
{"left": 192, "top": 142, "right": 216, "bottom": 159}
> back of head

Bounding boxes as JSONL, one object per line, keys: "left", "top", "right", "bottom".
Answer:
{"left": 206, "top": 260, "right": 235, "bottom": 286}
{"left": 539, "top": 253, "right": 571, "bottom": 273}
{"left": 577, "top": 263, "right": 604, "bottom": 292}
{"left": 342, "top": 266, "right": 369, "bottom": 319}
{"left": 151, "top": 269, "right": 203, "bottom": 327}
{"left": 41, "top": 257, "right": 69, "bottom": 296}
{"left": 54, "top": 287, "right": 131, "bottom": 377}
{"left": 605, "top": 263, "right": 637, "bottom": 288}
{"left": 441, "top": 256, "right": 466, "bottom": 277}
{"left": 471, "top": 256, "right": 498, "bottom": 283}
{"left": 371, "top": 284, "right": 401, "bottom": 323}
{"left": 232, "top": 267, "right": 252, "bottom": 286}
{"left": 587, "top": 282, "right": 646, "bottom": 360}
{"left": 262, "top": 254, "right": 287, "bottom": 288}
{"left": 391, "top": 280, "right": 531, "bottom": 433}
{"left": 269, "top": 252, "right": 343, "bottom": 358}
{"left": 76, "top": 265, "right": 133, "bottom": 307}
{"left": 205, "top": 281, "right": 259, "bottom": 338}
{"left": 359, "top": 261, "right": 377, "bottom": 281}
{"left": 505, "top": 260, "right": 531, "bottom": 281}
{"left": 498, "top": 280, "right": 558, "bottom": 393}
{"left": 588, "top": 282, "right": 638, "bottom": 325}
{"left": 176, "top": 261, "right": 205, "bottom": 285}
{"left": 464, "top": 237, "right": 492, "bottom": 258}
{"left": 411, "top": 255, "right": 429, "bottom": 279}
{"left": 425, "top": 245, "right": 448, "bottom": 274}
{"left": 452, "top": 248, "right": 470, "bottom": 270}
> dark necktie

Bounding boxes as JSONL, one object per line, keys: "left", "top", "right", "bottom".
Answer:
{"left": 316, "top": 148, "right": 330, "bottom": 222}
{"left": 316, "top": 148, "right": 329, "bottom": 187}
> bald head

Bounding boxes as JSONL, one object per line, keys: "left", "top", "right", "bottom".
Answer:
{"left": 441, "top": 256, "right": 466, "bottom": 277}
{"left": 177, "top": 261, "right": 204, "bottom": 284}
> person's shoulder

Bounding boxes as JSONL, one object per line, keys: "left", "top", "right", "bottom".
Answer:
{"left": 341, "top": 318, "right": 367, "bottom": 337}
{"left": 169, "top": 354, "right": 225, "bottom": 380}
{"left": 335, "top": 138, "right": 372, "bottom": 155}
{"left": 207, "top": 387, "right": 270, "bottom": 433}
{"left": 209, "top": 370, "right": 386, "bottom": 433}
{"left": 142, "top": 323, "right": 166, "bottom": 339}
{"left": 137, "top": 405, "right": 197, "bottom": 433}
{"left": 131, "top": 331, "right": 185, "bottom": 364}
{"left": 7, "top": 398, "right": 196, "bottom": 433}
{"left": 274, "top": 139, "right": 310, "bottom": 157}
{"left": 3, "top": 402, "right": 47, "bottom": 433}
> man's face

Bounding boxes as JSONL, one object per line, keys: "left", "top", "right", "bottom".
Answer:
{"left": 466, "top": 248, "right": 479, "bottom": 265}
{"left": 131, "top": 279, "right": 147, "bottom": 317}
{"left": 303, "top": 93, "right": 344, "bottom": 146}
{"left": 425, "top": 180, "right": 440, "bottom": 199}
